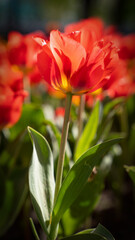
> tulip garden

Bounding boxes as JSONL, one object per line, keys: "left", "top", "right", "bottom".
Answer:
{"left": 0, "top": 12, "right": 135, "bottom": 240}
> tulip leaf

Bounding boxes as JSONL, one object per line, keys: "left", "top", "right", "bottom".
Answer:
{"left": 28, "top": 127, "right": 55, "bottom": 235}
{"left": 61, "top": 171, "right": 105, "bottom": 236}
{"left": 44, "top": 119, "right": 61, "bottom": 146}
{"left": 103, "top": 98, "right": 124, "bottom": 117}
{"left": 75, "top": 101, "right": 100, "bottom": 160}
{"left": 60, "top": 224, "right": 114, "bottom": 240}
{"left": 51, "top": 138, "right": 121, "bottom": 229}
{"left": 60, "top": 233, "right": 106, "bottom": 240}
{"left": 125, "top": 165, "right": 135, "bottom": 185}
{"left": 93, "top": 224, "right": 115, "bottom": 240}
{"left": 78, "top": 229, "right": 94, "bottom": 234}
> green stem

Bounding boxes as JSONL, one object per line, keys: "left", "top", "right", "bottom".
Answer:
{"left": 30, "top": 218, "right": 40, "bottom": 240}
{"left": 49, "top": 94, "right": 72, "bottom": 240}
{"left": 53, "top": 93, "right": 72, "bottom": 205}
{"left": 23, "top": 74, "right": 31, "bottom": 103}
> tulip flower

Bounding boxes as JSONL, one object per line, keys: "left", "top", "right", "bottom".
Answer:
{"left": 35, "top": 28, "right": 119, "bottom": 206}
{"left": 36, "top": 30, "right": 118, "bottom": 95}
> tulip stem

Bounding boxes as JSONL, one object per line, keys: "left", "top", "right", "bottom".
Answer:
{"left": 23, "top": 74, "right": 31, "bottom": 103}
{"left": 53, "top": 93, "right": 72, "bottom": 205}
{"left": 77, "top": 94, "right": 85, "bottom": 142}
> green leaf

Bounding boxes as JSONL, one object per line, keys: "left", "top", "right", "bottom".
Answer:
{"left": 28, "top": 127, "right": 55, "bottom": 235}
{"left": 0, "top": 167, "right": 28, "bottom": 236}
{"left": 77, "top": 229, "right": 94, "bottom": 234}
{"left": 75, "top": 101, "right": 100, "bottom": 160}
{"left": 60, "top": 224, "right": 115, "bottom": 240}
{"left": 60, "top": 233, "right": 106, "bottom": 240}
{"left": 93, "top": 98, "right": 124, "bottom": 146}
{"left": 44, "top": 119, "right": 61, "bottom": 146}
{"left": 61, "top": 152, "right": 114, "bottom": 236}
{"left": 61, "top": 171, "right": 104, "bottom": 236}
{"left": 93, "top": 224, "right": 115, "bottom": 240}
{"left": 103, "top": 98, "right": 124, "bottom": 117}
{"left": 51, "top": 138, "right": 121, "bottom": 228}
{"left": 125, "top": 165, "right": 135, "bottom": 185}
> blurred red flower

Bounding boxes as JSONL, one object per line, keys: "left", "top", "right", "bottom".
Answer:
{"left": 55, "top": 107, "right": 65, "bottom": 118}
{"left": 7, "top": 31, "right": 46, "bottom": 85}
{"left": 104, "top": 32, "right": 135, "bottom": 98}
{"left": 0, "top": 84, "right": 26, "bottom": 129}
{"left": 0, "top": 42, "right": 27, "bottom": 129}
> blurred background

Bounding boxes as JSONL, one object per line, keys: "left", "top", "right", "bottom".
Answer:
{"left": 0, "top": 0, "right": 135, "bottom": 38}
{"left": 0, "top": 1, "right": 135, "bottom": 240}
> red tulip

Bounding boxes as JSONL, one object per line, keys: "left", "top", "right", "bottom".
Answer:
{"left": 35, "top": 29, "right": 118, "bottom": 95}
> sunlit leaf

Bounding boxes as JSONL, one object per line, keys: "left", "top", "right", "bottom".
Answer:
{"left": 75, "top": 101, "right": 100, "bottom": 160}
{"left": 28, "top": 127, "right": 55, "bottom": 235}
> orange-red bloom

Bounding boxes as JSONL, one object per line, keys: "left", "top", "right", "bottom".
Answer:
{"left": 35, "top": 27, "right": 118, "bottom": 95}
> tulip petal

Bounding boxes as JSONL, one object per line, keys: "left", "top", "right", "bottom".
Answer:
{"left": 65, "top": 18, "right": 104, "bottom": 52}
{"left": 37, "top": 50, "right": 61, "bottom": 90}
{"left": 50, "top": 30, "right": 86, "bottom": 77}
{"left": 37, "top": 50, "right": 53, "bottom": 85}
